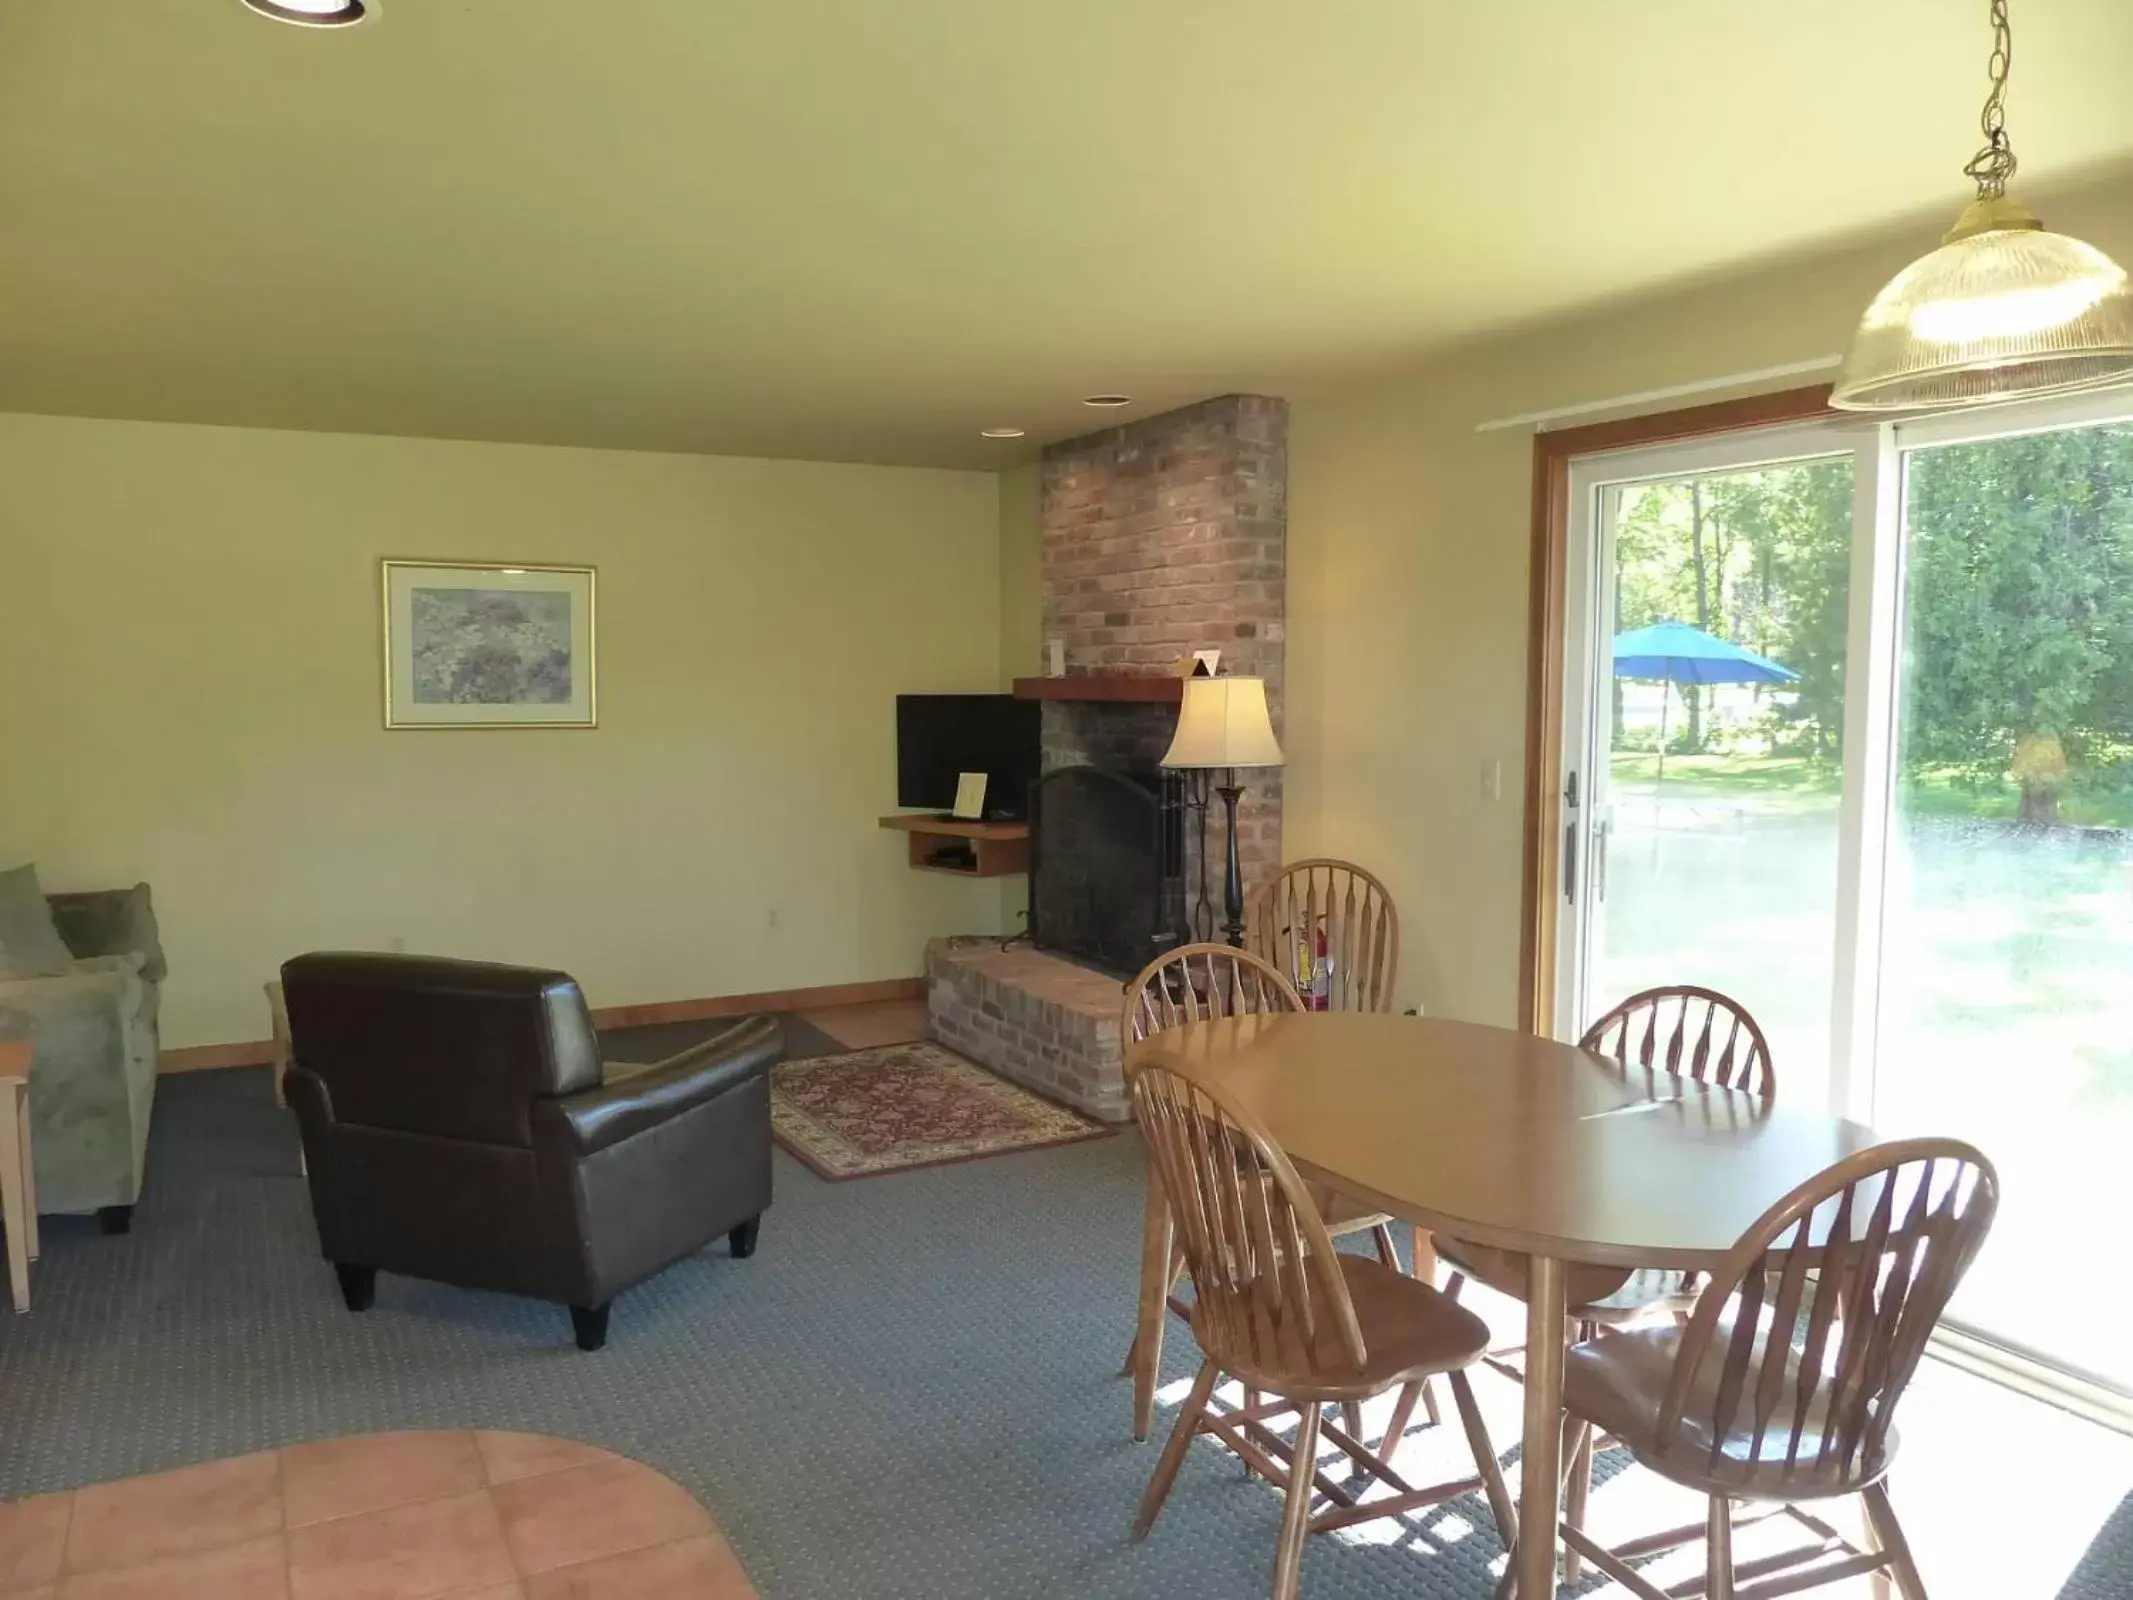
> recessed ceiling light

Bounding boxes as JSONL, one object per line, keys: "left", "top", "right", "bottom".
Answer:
{"left": 1081, "top": 395, "right": 1134, "bottom": 408}
{"left": 239, "top": 0, "right": 373, "bottom": 28}
{"left": 980, "top": 427, "right": 1027, "bottom": 440}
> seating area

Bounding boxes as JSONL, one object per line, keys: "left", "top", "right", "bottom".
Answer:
{"left": 5, "top": 5, "right": 2133, "bottom": 1599}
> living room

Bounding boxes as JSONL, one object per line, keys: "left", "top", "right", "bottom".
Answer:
{"left": 3, "top": 3, "right": 2133, "bottom": 1598}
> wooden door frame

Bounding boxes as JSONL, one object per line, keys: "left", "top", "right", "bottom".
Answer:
{"left": 1517, "top": 385, "right": 1837, "bottom": 1035}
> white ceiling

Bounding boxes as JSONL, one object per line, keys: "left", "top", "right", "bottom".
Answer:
{"left": 2, "top": 1, "right": 2131, "bottom": 467}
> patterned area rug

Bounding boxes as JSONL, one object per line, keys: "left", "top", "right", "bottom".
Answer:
{"left": 770, "top": 1042, "right": 1111, "bottom": 1180}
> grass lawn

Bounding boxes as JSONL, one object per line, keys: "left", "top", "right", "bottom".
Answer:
{"left": 1608, "top": 749, "right": 2133, "bottom": 829}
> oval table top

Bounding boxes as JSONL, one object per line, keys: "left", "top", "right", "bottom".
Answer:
{"left": 1127, "top": 1011, "right": 1887, "bottom": 1271}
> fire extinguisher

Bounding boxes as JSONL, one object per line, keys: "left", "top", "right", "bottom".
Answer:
{"left": 1305, "top": 917, "right": 1333, "bottom": 1011}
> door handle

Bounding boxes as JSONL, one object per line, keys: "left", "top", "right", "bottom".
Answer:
{"left": 1563, "top": 821, "right": 1579, "bottom": 905}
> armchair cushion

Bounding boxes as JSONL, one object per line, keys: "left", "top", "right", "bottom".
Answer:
{"left": 546, "top": 1016, "right": 780, "bottom": 1157}
{"left": 0, "top": 864, "right": 73, "bottom": 978}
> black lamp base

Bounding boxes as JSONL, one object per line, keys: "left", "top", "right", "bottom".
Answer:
{"left": 1215, "top": 779, "right": 1246, "bottom": 947}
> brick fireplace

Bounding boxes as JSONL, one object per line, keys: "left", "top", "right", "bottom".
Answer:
{"left": 1039, "top": 393, "right": 1289, "bottom": 910}
{"left": 927, "top": 394, "right": 1290, "bottom": 1122}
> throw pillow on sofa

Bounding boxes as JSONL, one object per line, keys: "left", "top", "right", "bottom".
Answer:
{"left": 0, "top": 864, "right": 73, "bottom": 978}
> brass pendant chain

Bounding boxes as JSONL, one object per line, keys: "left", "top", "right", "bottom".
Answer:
{"left": 1963, "top": 0, "right": 2017, "bottom": 197}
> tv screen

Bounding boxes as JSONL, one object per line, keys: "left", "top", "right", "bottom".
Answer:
{"left": 895, "top": 694, "right": 1040, "bottom": 821}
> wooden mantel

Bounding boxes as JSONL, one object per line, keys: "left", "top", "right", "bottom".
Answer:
{"left": 1011, "top": 675, "right": 1184, "bottom": 704}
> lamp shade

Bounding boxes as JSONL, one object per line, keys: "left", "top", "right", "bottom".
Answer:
{"left": 1831, "top": 198, "right": 2133, "bottom": 410}
{"left": 1161, "top": 676, "right": 1284, "bottom": 770}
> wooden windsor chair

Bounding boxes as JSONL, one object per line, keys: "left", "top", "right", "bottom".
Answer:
{"left": 1432, "top": 984, "right": 1776, "bottom": 1575}
{"left": 1246, "top": 859, "right": 1401, "bottom": 1015}
{"left": 1127, "top": 1056, "right": 1515, "bottom": 1600}
{"left": 1556, "top": 1137, "right": 1998, "bottom": 1600}
{"left": 1121, "top": 944, "right": 1403, "bottom": 1444}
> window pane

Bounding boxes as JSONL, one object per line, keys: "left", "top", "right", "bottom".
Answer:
{"left": 1880, "top": 418, "right": 2133, "bottom": 1387}
{"left": 1591, "top": 457, "right": 1853, "bottom": 1104}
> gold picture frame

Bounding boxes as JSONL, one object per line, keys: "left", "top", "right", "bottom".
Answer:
{"left": 380, "top": 559, "right": 598, "bottom": 729}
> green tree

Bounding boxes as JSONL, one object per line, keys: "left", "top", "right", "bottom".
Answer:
{"left": 1902, "top": 426, "right": 2133, "bottom": 824}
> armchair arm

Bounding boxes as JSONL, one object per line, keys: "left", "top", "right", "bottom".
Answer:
{"left": 537, "top": 1014, "right": 781, "bottom": 1158}
{"left": 0, "top": 956, "right": 146, "bottom": 1035}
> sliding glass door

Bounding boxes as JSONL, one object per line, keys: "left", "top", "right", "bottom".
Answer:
{"left": 1554, "top": 388, "right": 2133, "bottom": 1401}
{"left": 1876, "top": 406, "right": 2133, "bottom": 1392}
{"left": 1558, "top": 426, "right": 1866, "bottom": 1109}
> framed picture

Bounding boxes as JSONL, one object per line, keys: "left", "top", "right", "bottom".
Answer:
{"left": 380, "top": 560, "right": 597, "bottom": 729}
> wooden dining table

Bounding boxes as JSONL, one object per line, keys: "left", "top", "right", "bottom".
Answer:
{"left": 1124, "top": 1010, "right": 1886, "bottom": 1600}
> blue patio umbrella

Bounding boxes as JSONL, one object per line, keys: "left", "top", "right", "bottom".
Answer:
{"left": 1612, "top": 620, "right": 1797, "bottom": 783}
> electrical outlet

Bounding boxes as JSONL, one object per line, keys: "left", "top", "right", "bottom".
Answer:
{"left": 388, "top": 935, "right": 407, "bottom": 954}
{"left": 1480, "top": 759, "right": 1503, "bottom": 801}
{"left": 765, "top": 907, "right": 782, "bottom": 934}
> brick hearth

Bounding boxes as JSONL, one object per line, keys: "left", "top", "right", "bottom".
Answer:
{"left": 925, "top": 937, "right": 1129, "bottom": 1123}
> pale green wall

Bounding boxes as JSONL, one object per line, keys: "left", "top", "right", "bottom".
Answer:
{"left": 0, "top": 414, "right": 1006, "bottom": 1047}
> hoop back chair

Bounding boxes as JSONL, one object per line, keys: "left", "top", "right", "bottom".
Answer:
{"left": 1120, "top": 944, "right": 1400, "bottom": 1441}
{"left": 1127, "top": 1058, "right": 1512, "bottom": 1600}
{"left": 1247, "top": 859, "right": 1400, "bottom": 1014}
{"left": 1435, "top": 984, "right": 1776, "bottom": 1576}
{"left": 1584, "top": 984, "right": 1775, "bottom": 1096}
{"left": 1559, "top": 1138, "right": 1999, "bottom": 1600}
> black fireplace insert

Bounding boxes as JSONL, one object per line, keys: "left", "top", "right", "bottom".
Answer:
{"left": 1028, "top": 765, "right": 1187, "bottom": 977}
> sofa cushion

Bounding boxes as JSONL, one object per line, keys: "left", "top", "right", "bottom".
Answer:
{"left": 0, "top": 864, "right": 74, "bottom": 978}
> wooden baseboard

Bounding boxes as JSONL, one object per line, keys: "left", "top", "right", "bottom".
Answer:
{"left": 156, "top": 975, "right": 926, "bottom": 1075}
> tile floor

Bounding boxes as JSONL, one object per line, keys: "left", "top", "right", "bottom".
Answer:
{"left": 0, "top": 1431, "right": 757, "bottom": 1600}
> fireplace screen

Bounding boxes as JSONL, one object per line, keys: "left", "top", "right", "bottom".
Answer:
{"left": 1029, "top": 765, "right": 1186, "bottom": 976}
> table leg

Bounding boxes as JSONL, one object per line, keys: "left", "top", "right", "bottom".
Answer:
{"left": 0, "top": 1085, "right": 28, "bottom": 1312}
{"left": 1511, "top": 1253, "right": 1567, "bottom": 1600}
{"left": 1132, "top": 1171, "right": 1175, "bottom": 1441}
{"left": 16, "top": 1084, "right": 35, "bottom": 1261}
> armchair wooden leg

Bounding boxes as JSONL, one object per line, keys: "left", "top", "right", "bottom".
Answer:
{"left": 334, "top": 1263, "right": 376, "bottom": 1312}
{"left": 1133, "top": 1359, "right": 1219, "bottom": 1541}
{"left": 570, "top": 1302, "right": 611, "bottom": 1352}
{"left": 1270, "top": 1400, "right": 1323, "bottom": 1600}
{"left": 728, "top": 1215, "right": 761, "bottom": 1258}
{"left": 1863, "top": 1484, "right": 1929, "bottom": 1600}
{"left": 98, "top": 1205, "right": 132, "bottom": 1236}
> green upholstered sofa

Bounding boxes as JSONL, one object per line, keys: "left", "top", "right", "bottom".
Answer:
{"left": 0, "top": 884, "right": 163, "bottom": 1232}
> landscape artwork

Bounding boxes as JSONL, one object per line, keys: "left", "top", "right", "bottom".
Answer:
{"left": 382, "top": 560, "right": 597, "bottom": 727}
{"left": 411, "top": 588, "right": 572, "bottom": 705}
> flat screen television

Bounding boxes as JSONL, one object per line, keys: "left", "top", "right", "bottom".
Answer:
{"left": 895, "top": 693, "right": 1041, "bottom": 821}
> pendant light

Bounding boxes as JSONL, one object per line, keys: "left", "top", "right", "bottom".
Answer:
{"left": 1830, "top": 0, "right": 2133, "bottom": 411}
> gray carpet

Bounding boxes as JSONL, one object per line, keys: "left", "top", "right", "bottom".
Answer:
{"left": 0, "top": 1064, "right": 1528, "bottom": 1598}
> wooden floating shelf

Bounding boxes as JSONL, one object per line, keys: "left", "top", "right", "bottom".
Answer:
{"left": 1012, "top": 675, "right": 1184, "bottom": 704}
{"left": 878, "top": 814, "right": 1030, "bottom": 878}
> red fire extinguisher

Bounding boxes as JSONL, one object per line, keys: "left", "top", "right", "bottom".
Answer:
{"left": 1305, "top": 917, "right": 1333, "bottom": 1011}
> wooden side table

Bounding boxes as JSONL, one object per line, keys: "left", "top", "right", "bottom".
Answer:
{"left": 0, "top": 1040, "right": 38, "bottom": 1312}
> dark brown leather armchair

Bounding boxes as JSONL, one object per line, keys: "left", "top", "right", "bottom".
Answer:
{"left": 281, "top": 952, "right": 778, "bottom": 1351}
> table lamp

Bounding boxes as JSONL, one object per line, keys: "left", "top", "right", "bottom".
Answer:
{"left": 1161, "top": 675, "right": 1285, "bottom": 947}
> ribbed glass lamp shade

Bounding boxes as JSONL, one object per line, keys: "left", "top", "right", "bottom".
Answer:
{"left": 1832, "top": 200, "right": 2133, "bottom": 411}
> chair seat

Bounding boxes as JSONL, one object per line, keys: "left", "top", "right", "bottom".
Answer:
{"left": 1562, "top": 1322, "right": 1896, "bottom": 1500}
{"left": 1203, "top": 1254, "right": 1492, "bottom": 1403}
{"left": 1436, "top": 1235, "right": 1693, "bottom": 1322}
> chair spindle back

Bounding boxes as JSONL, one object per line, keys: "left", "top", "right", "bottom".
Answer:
{"left": 1130, "top": 1057, "right": 1368, "bottom": 1379}
{"left": 1582, "top": 985, "right": 1775, "bottom": 1096}
{"left": 1248, "top": 859, "right": 1400, "bottom": 1013}
{"left": 1122, "top": 943, "right": 1304, "bottom": 1045}
{"left": 1660, "top": 1138, "right": 1998, "bottom": 1487}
